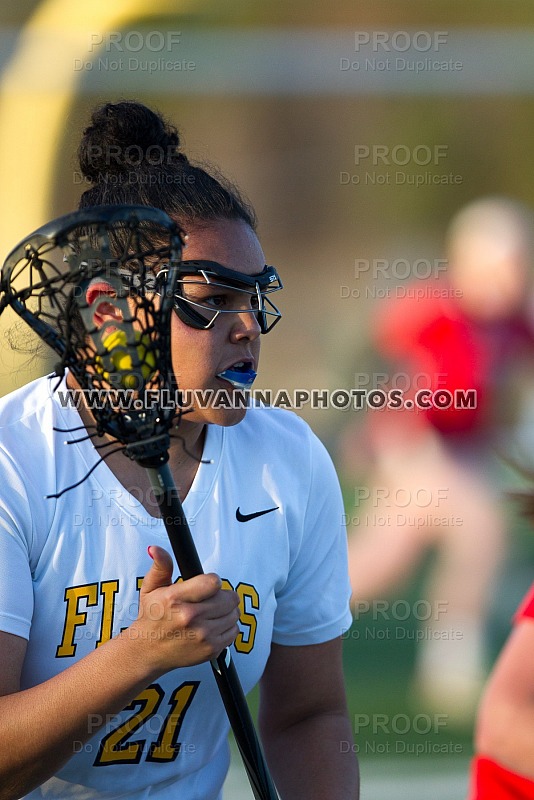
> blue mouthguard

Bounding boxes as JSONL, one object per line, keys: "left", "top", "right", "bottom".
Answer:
{"left": 217, "top": 367, "right": 257, "bottom": 390}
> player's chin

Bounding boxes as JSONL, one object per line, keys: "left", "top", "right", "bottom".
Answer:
{"left": 210, "top": 406, "right": 248, "bottom": 427}
{"left": 185, "top": 404, "right": 248, "bottom": 427}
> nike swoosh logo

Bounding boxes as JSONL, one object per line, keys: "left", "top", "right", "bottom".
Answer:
{"left": 236, "top": 506, "right": 279, "bottom": 523}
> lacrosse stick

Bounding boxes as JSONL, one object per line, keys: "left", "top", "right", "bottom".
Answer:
{"left": 0, "top": 204, "right": 279, "bottom": 800}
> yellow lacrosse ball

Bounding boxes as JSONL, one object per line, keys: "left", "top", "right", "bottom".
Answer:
{"left": 100, "top": 329, "right": 157, "bottom": 389}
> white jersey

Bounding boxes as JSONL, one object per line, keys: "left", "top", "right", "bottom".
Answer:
{"left": 0, "top": 374, "right": 352, "bottom": 799}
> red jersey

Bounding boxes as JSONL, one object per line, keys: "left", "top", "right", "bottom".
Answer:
{"left": 373, "top": 283, "right": 534, "bottom": 435}
{"left": 515, "top": 584, "right": 534, "bottom": 623}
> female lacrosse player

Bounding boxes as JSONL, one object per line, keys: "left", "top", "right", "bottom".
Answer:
{"left": 0, "top": 101, "right": 358, "bottom": 799}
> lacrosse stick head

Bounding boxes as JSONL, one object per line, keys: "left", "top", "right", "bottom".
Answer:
{"left": 0, "top": 205, "right": 184, "bottom": 464}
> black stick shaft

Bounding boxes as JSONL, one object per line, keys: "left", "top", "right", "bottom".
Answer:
{"left": 146, "top": 464, "right": 279, "bottom": 800}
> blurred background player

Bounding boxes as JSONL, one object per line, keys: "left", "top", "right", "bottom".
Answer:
{"left": 467, "top": 581, "right": 534, "bottom": 798}
{"left": 341, "top": 196, "right": 534, "bottom": 720}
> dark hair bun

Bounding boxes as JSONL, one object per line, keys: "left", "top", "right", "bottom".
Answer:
{"left": 78, "top": 100, "right": 186, "bottom": 182}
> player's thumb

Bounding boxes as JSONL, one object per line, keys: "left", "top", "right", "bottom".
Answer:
{"left": 141, "top": 545, "right": 175, "bottom": 594}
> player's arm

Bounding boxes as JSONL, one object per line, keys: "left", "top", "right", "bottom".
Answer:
{"left": 0, "top": 548, "right": 239, "bottom": 799}
{"left": 0, "top": 628, "right": 166, "bottom": 799}
{"left": 258, "top": 637, "right": 359, "bottom": 799}
{"left": 474, "top": 618, "right": 534, "bottom": 779}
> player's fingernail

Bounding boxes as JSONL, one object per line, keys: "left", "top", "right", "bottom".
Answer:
{"left": 147, "top": 546, "right": 155, "bottom": 559}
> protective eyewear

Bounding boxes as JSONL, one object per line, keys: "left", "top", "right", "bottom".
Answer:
{"left": 157, "top": 260, "right": 283, "bottom": 334}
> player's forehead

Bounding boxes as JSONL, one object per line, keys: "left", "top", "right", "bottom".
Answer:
{"left": 180, "top": 218, "right": 265, "bottom": 277}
